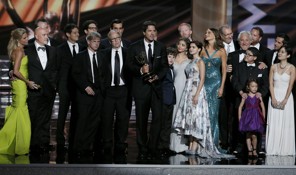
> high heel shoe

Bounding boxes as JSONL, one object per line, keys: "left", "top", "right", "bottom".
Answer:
{"left": 252, "top": 149, "right": 258, "bottom": 159}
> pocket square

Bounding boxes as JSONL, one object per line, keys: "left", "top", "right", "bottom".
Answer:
{"left": 258, "top": 74, "right": 262, "bottom": 77}
{"left": 155, "top": 56, "right": 161, "bottom": 59}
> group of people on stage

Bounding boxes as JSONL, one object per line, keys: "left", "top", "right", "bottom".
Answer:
{"left": 0, "top": 17, "right": 295, "bottom": 164}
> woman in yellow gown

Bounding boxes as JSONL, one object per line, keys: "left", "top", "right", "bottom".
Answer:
{"left": 0, "top": 28, "right": 35, "bottom": 156}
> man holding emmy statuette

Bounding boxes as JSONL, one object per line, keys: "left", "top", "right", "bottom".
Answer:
{"left": 127, "top": 21, "right": 168, "bottom": 160}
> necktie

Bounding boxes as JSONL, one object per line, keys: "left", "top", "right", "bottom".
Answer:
{"left": 72, "top": 45, "right": 76, "bottom": 57}
{"left": 92, "top": 53, "right": 99, "bottom": 84}
{"left": 247, "top": 63, "right": 255, "bottom": 67}
{"left": 227, "top": 44, "right": 230, "bottom": 55}
{"left": 37, "top": 47, "right": 46, "bottom": 51}
{"left": 114, "top": 50, "right": 120, "bottom": 86}
{"left": 148, "top": 43, "right": 153, "bottom": 70}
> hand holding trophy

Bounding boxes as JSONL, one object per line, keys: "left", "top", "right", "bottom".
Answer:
{"left": 135, "top": 51, "right": 156, "bottom": 82}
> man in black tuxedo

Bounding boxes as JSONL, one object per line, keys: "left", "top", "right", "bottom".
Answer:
{"left": 71, "top": 32, "right": 103, "bottom": 159}
{"left": 101, "top": 19, "right": 131, "bottom": 49}
{"left": 218, "top": 24, "right": 240, "bottom": 150}
{"left": 127, "top": 21, "right": 168, "bottom": 159}
{"left": 263, "top": 33, "right": 290, "bottom": 69}
{"left": 99, "top": 30, "right": 131, "bottom": 163}
{"left": 55, "top": 23, "right": 83, "bottom": 158}
{"left": 232, "top": 47, "right": 269, "bottom": 156}
{"left": 26, "top": 27, "right": 58, "bottom": 154}
{"left": 28, "top": 18, "right": 60, "bottom": 47}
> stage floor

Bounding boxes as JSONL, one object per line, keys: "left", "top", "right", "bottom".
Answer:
{"left": 0, "top": 119, "right": 295, "bottom": 166}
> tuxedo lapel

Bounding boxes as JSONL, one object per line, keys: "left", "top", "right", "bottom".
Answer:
{"left": 29, "top": 45, "right": 44, "bottom": 70}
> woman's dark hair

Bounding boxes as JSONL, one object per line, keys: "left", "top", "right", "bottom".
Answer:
{"left": 279, "top": 45, "right": 293, "bottom": 58}
{"left": 190, "top": 40, "right": 203, "bottom": 56}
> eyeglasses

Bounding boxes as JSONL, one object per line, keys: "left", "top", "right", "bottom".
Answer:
{"left": 88, "top": 27, "right": 98, "bottom": 30}
{"left": 223, "top": 33, "right": 233, "bottom": 37}
{"left": 246, "top": 53, "right": 254, "bottom": 57}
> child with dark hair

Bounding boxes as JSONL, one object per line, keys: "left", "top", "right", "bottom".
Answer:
{"left": 238, "top": 79, "right": 266, "bottom": 158}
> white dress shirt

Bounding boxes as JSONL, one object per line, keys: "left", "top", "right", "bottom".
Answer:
{"left": 88, "top": 49, "right": 98, "bottom": 83}
{"left": 111, "top": 47, "right": 124, "bottom": 86}
{"left": 35, "top": 42, "right": 47, "bottom": 70}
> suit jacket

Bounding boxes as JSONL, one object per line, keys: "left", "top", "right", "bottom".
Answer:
{"left": 126, "top": 39, "right": 168, "bottom": 99}
{"left": 99, "top": 47, "right": 132, "bottom": 92}
{"left": 162, "top": 67, "right": 176, "bottom": 105}
{"left": 257, "top": 44, "right": 270, "bottom": 62}
{"left": 100, "top": 38, "right": 131, "bottom": 49}
{"left": 71, "top": 50, "right": 103, "bottom": 104}
{"left": 57, "top": 42, "right": 83, "bottom": 81}
{"left": 263, "top": 50, "right": 278, "bottom": 69}
{"left": 232, "top": 62, "right": 269, "bottom": 100}
{"left": 25, "top": 43, "right": 58, "bottom": 97}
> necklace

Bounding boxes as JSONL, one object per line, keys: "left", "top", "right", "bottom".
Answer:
{"left": 280, "top": 63, "right": 288, "bottom": 69}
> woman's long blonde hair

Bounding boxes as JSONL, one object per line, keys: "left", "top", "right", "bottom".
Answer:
{"left": 7, "top": 28, "right": 27, "bottom": 59}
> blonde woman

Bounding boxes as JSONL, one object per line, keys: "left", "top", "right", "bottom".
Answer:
{"left": 0, "top": 28, "right": 33, "bottom": 155}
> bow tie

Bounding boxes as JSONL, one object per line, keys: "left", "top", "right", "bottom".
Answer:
{"left": 37, "top": 47, "right": 46, "bottom": 51}
{"left": 247, "top": 63, "right": 255, "bottom": 67}
{"left": 239, "top": 50, "right": 246, "bottom": 54}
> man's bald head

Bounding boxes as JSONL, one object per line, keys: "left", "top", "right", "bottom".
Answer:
{"left": 35, "top": 27, "right": 49, "bottom": 45}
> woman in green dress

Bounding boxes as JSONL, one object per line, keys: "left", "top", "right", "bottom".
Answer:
{"left": 0, "top": 28, "right": 35, "bottom": 155}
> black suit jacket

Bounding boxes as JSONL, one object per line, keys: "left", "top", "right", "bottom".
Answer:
{"left": 162, "top": 67, "right": 176, "bottom": 105}
{"left": 100, "top": 38, "right": 131, "bottom": 49}
{"left": 264, "top": 50, "right": 278, "bottom": 69}
{"left": 232, "top": 62, "right": 269, "bottom": 100}
{"left": 57, "top": 42, "right": 84, "bottom": 81}
{"left": 257, "top": 44, "right": 270, "bottom": 62}
{"left": 126, "top": 39, "right": 168, "bottom": 99}
{"left": 71, "top": 50, "right": 103, "bottom": 104}
{"left": 25, "top": 44, "right": 58, "bottom": 97}
{"left": 99, "top": 47, "right": 131, "bottom": 91}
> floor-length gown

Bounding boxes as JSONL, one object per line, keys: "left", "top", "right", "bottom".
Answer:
{"left": 202, "top": 49, "right": 222, "bottom": 148}
{"left": 266, "top": 64, "right": 295, "bottom": 155}
{"left": 0, "top": 56, "right": 31, "bottom": 155}
{"left": 170, "top": 59, "right": 190, "bottom": 153}
{"left": 173, "top": 58, "right": 235, "bottom": 159}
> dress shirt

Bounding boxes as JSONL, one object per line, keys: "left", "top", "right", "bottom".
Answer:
{"left": 247, "top": 63, "right": 256, "bottom": 67}
{"left": 239, "top": 52, "right": 245, "bottom": 63}
{"left": 272, "top": 51, "right": 278, "bottom": 65}
{"left": 67, "top": 41, "right": 79, "bottom": 57}
{"left": 251, "top": 43, "right": 260, "bottom": 50}
{"left": 35, "top": 42, "right": 47, "bottom": 70}
{"left": 223, "top": 41, "right": 235, "bottom": 55}
{"left": 111, "top": 47, "right": 124, "bottom": 86}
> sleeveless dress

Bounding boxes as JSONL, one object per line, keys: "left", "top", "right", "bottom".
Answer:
{"left": 170, "top": 59, "right": 190, "bottom": 153}
{"left": 0, "top": 56, "right": 31, "bottom": 155}
{"left": 266, "top": 64, "right": 295, "bottom": 155}
{"left": 173, "top": 58, "right": 235, "bottom": 159}
{"left": 202, "top": 49, "right": 222, "bottom": 148}
{"left": 239, "top": 95, "right": 264, "bottom": 134}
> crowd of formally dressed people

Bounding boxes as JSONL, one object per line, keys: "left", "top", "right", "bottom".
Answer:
{"left": 0, "top": 18, "right": 295, "bottom": 164}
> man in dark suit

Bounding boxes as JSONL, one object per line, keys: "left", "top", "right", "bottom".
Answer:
{"left": 101, "top": 19, "right": 131, "bottom": 49}
{"left": 26, "top": 27, "right": 58, "bottom": 154}
{"left": 250, "top": 27, "right": 270, "bottom": 61}
{"left": 77, "top": 20, "right": 99, "bottom": 51}
{"left": 227, "top": 31, "right": 254, "bottom": 154}
{"left": 71, "top": 32, "right": 103, "bottom": 160}
{"left": 99, "top": 30, "right": 131, "bottom": 163}
{"left": 55, "top": 23, "right": 83, "bottom": 159}
{"left": 28, "top": 18, "right": 60, "bottom": 47}
{"left": 263, "top": 33, "right": 290, "bottom": 69}
{"left": 127, "top": 21, "right": 168, "bottom": 160}
{"left": 232, "top": 47, "right": 269, "bottom": 156}
{"left": 218, "top": 24, "right": 240, "bottom": 150}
